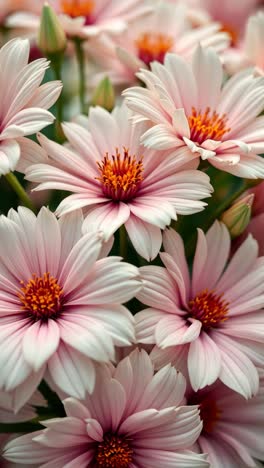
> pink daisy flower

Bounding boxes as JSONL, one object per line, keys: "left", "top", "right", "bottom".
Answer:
{"left": 0, "top": 389, "right": 45, "bottom": 424}
{"left": 199, "top": 0, "right": 260, "bottom": 45}
{"left": 123, "top": 46, "right": 264, "bottom": 178}
{"left": 135, "top": 221, "right": 264, "bottom": 398}
{"left": 0, "top": 206, "right": 141, "bottom": 410}
{"left": 188, "top": 373, "right": 264, "bottom": 467}
{"left": 2, "top": 349, "right": 209, "bottom": 467}
{"left": 0, "top": 38, "right": 62, "bottom": 176}
{"left": 8, "top": 0, "right": 151, "bottom": 40}
{"left": 86, "top": 1, "right": 229, "bottom": 86}
{"left": 23, "top": 103, "right": 212, "bottom": 261}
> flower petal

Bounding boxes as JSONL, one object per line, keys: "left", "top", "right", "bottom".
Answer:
{"left": 188, "top": 331, "right": 221, "bottom": 391}
{"left": 125, "top": 214, "right": 162, "bottom": 261}
{"left": 22, "top": 320, "right": 60, "bottom": 371}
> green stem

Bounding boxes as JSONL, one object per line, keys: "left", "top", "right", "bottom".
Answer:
{"left": 119, "top": 225, "right": 128, "bottom": 260}
{"left": 38, "top": 380, "right": 66, "bottom": 417}
{"left": 50, "top": 55, "right": 64, "bottom": 123}
{"left": 5, "top": 173, "right": 36, "bottom": 212}
{"left": 0, "top": 421, "right": 43, "bottom": 433}
{"left": 74, "top": 39, "right": 86, "bottom": 114}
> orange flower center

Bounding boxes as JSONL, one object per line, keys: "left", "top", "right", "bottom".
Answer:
{"left": 96, "top": 148, "right": 144, "bottom": 202}
{"left": 190, "top": 394, "right": 221, "bottom": 434}
{"left": 136, "top": 32, "right": 173, "bottom": 66}
{"left": 188, "top": 107, "right": 230, "bottom": 145}
{"left": 18, "top": 273, "right": 63, "bottom": 320}
{"left": 189, "top": 289, "right": 229, "bottom": 329}
{"left": 221, "top": 23, "right": 239, "bottom": 47}
{"left": 96, "top": 433, "right": 133, "bottom": 467}
{"left": 60, "top": 0, "right": 94, "bottom": 18}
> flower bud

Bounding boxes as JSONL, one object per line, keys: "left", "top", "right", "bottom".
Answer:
{"left": 91, "top": 77, "right": 115, "bottom": 112}
{"left": 221, "top": 193, "right": 254, "bottom": 238}
{"left": 38, "top": 3, "right": 66, "bottom": 56}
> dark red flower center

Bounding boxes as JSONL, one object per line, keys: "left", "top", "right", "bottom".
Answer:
{"left": 190, "top": 393, "right": 222, "bottom": 434}
{"left": 96, "top": 433, "right": 133, "bottom": 467}
{"left": 96, "top": 148, "right": 144, "bottom": 202}
{"left": 189, "top": 289, "right": 229, "bottom": 329}
{"left": 18, "top": 272, "right": 63, "bottom": 320}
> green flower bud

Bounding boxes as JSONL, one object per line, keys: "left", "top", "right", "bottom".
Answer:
{"left": 91, "top": 77, "right": 115, "bottom": 112}
{"left": 221, "top": 193, "right": 254, "bottom": 239}
{"left": 38, "top": 3, "right": 66, "bottom": 56}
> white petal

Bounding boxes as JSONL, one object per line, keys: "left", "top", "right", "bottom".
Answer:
{"left": 125, "top": 215, "right": 162, "bottom": 261}
{"left": 0, "top": 139, "right": 20, "bottom": 175}
{"left": 188, "top": 331, "right": 221, "bottom": 390}
{"left": 22, "top": 320, "right": 60, "bottom": 371}
{"left": 48, "top": 342, "right": 96, "bottom": 398}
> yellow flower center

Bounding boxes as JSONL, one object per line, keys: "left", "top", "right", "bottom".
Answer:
{"left": 60, "top": 0, "right": 94, "bottom": 18}
{"left": 96, "top": 148, "right": 144, "bottom": 201}
{"left": 96, "top": 433, "right": 133, "bottom": 467}
{"left": 189, "top": 289, "right": 229, "bottom": 329}
{"left": 136, "top": 32, "right": 173, "bottom": 66}
{"left": 18, "top": 273, "right": 63, "bottom": 320}
{"left": 188, "top": 107, "right": 230, "bottom": 144}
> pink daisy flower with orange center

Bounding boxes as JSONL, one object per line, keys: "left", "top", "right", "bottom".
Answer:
{"left": 2, "top": 350, "right": 209, "bottom": 467}
{"left": 86, "top": 1, "right": 229, "bottom": 87}
{"left": 123, "top": 46, "right": 264, "bottom": 178}
{"left": 53, "top": 0, "right": 152, "bottom": 38}
{"left": 188, "top": 373, "right": 264, "bottom": 467}
{"left": 200, "top": 0, "right": 260, "bottom": 45}
{"left": 22, "top": 103, "right": 212, "bottom": 261}
{"left": 135, "top": 221, "right": 264, "bottom": 398}
{"left": 8, "top": 0, "right": 152, "bottom": 40}
{"left": 0, "top": 38, "right": 62, "bottom": 176}
{"left": 0, "top": 207, "right": 141, "bottom": 410}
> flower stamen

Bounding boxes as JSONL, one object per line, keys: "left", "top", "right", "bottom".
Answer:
{"left": 188, "top": 107, "right": 230, "bottom": 144}
{"left": 18, "top": 273, "right": 63, "bottom": 320}
{"left": 60, "top": 0, "right": 94, "bottom": 18}
{"left": 189, "top": 289, "right": 229, "bottom": 329}
{"left": 136, "top": 32, "right": 173, "bottom": 66}
{"left": 96, "top": 433, "right": 133, "bottom": 467}
{"left": 96, "top": 148, "right": 144, "bottom": 202}
{"left": 221, "top": 23, "right": 239, "bottom": 46}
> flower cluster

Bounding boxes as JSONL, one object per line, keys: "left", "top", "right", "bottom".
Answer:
{"left": 0, "top": 1, "right": 264, "bottom": 467}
